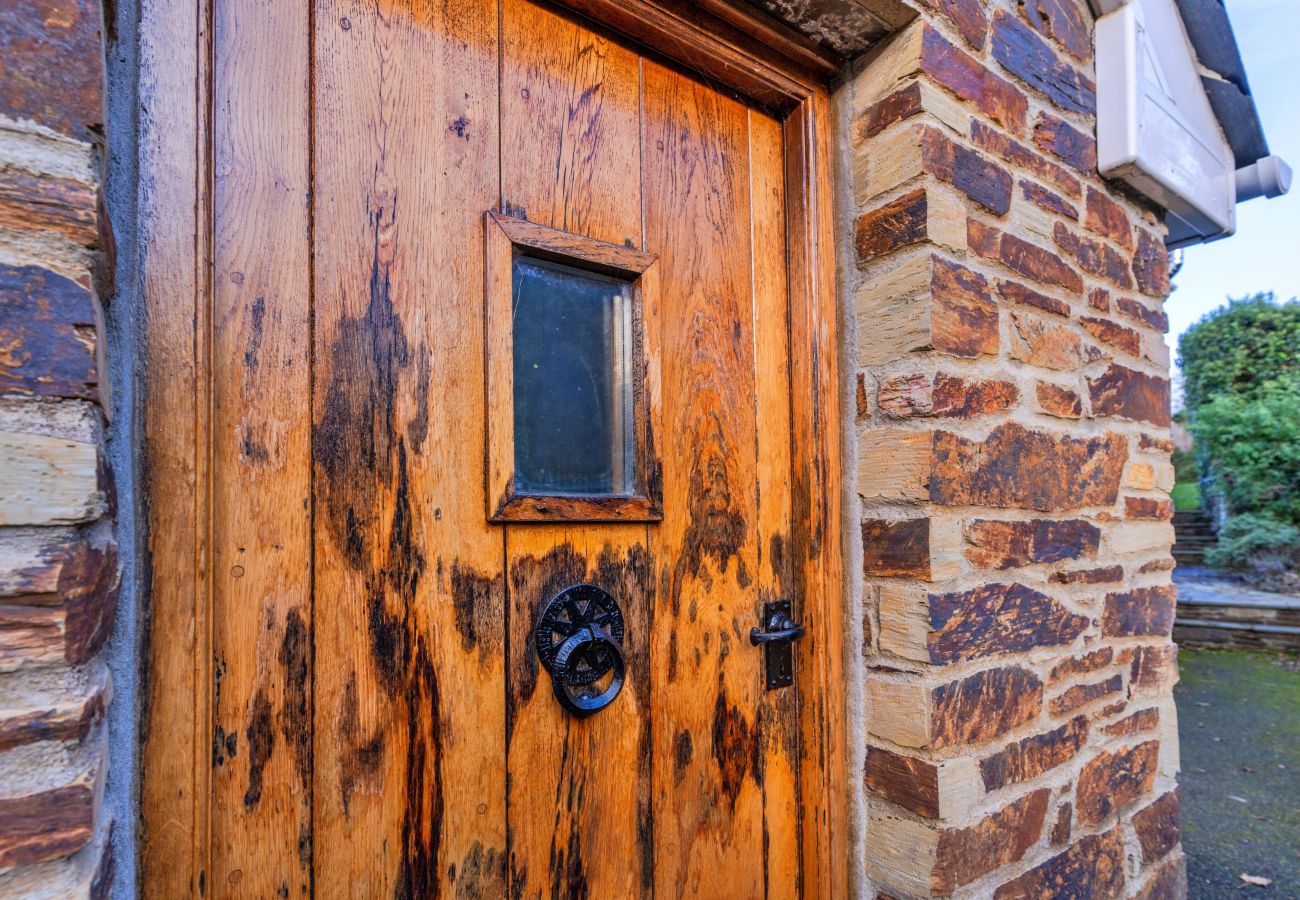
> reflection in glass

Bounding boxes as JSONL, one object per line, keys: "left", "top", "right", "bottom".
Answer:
{"left": 512, "top": 256, "right": 634, "bottom": 495}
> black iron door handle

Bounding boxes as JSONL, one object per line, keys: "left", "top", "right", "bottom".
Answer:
{"left": 535, "top": 584, "right": 626, "bottom": 717}
{"left": 749, "top": 614, "right": 805, "bottom": 644}
{"left": 751, "top": 600, "right": 804, "bottom": 689}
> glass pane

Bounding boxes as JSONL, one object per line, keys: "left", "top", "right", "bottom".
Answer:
{"left": 512, "top": 255, "right": 634, "bottom": 495}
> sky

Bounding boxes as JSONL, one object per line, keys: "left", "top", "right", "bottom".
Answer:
{"left": 1166, "top": 0, "right": 1300, "bottom": 372}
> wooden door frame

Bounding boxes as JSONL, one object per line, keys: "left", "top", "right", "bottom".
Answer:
{"left": 137, "top": 0, "right": 847, "bottom": 895}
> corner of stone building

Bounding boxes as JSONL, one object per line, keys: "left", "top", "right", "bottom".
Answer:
{"left": 840, "top": 1, "right": 1184, "bottom": 896}
{"left": 0, "top": 2, "right": 123, "bottom": 896}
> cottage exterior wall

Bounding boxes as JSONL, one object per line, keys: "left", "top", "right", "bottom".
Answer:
{"left": 0, "top": 0, "right": 1190, "bottom": 896}
{"left": 0, "top": 1, "right": 118, "bottom": 895}
{"left": 843, "top": 2, "right": 1184, "bottom": 896}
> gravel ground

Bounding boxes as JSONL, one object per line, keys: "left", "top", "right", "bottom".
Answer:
{"left": 1176, "top": 649, "right": 1300, "bottom": 896}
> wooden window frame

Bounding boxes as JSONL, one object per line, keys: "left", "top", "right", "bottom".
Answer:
{"left": 138, "top": 0, "right": 847, "bottom": 895}
{"left": 484, "top": 211, "right": 664, "bottom": 522}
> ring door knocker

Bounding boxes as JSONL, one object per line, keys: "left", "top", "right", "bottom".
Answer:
{"left": 534, "top": 584, "right": 626, "bottom": 717}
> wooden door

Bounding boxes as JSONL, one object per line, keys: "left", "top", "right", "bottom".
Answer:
{"left": 141, "top": 0, "right": 845, "bottom": 896}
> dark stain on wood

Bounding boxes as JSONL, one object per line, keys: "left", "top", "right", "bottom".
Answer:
{"left": 671, "top": 422, "right": 751, "bottom": 616}
{"left": 712, "top": 689, "right": 756, "bottom": 810}
{"left": 450, "top": 563, "right": 502, "bottom": 656}
{"left": 243, "top": 689, "right": 275, "bottom": 808}
{"left": 244, "top": 294, "right": 265, "bottom": 373}
{"left": 338, "top": 674, "right": 385, "bottom": 817}
{"left": 448, "top": 841, "right": 505, "bottom": 900}
{"left": 314, "top": 214, "right": 417, "bottom": 569}
{"left": 395, "top": 638, "right": 445, "bottom": 900}
{"left": 278, "top": 608, "right": 311, "bottom": 786}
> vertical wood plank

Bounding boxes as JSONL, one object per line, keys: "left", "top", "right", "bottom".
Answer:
{"left": 138, "top": 0, "right": 207, "bottom": 892}
{"left": 207, "top": 0, "right": 313, "bottom": 896}
{"left": 311, "top": 1, "right": 506, "bottom": 896}
{"left": 642, "top": 60, "right": 767, "bottom": 897}
{"left": 786, "top": 93, "right": 847, "bottom": 900}
{"left": 498, "top": 3, "right": 652, "bottom": 896}
{"left": 504, "top": 526, "right": 653, "bottom": 899}
{"left": 749, "top": 108, "right": 802, "bottom": 900}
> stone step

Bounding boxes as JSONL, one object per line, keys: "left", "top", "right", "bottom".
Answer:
{"left": 1174, "top": 617, "right": 1300, "bottom": 651}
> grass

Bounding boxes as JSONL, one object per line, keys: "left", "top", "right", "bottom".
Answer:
{"left": 1171, "top": 480, "right": 1202, "bottom": 511}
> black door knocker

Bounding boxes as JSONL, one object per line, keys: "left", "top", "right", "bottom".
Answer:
{"left": 534, "top": 584, "right": 626, "bottom": 717}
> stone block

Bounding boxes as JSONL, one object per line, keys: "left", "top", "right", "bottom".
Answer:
{"left": 878, "top": 372, "right": 1018, "bottom": 419}
{"left": 0, "top": 757, "right": 101, "bottom": 868}
{"left": 1020, "top": 178, "right": 1079, "bottom": 220}
{"left": 1080, "top": 315, "right": 1141, "bottom": 358}
{"left": 970, "top": 120, "right": 1082, "bottom": 199}
{"left": 932, "top": 666, "right": 1042, "bottom": 750}
{"left": 0, "top": 429, "right": 104, "bottom": 526}
{"left": 980, "top": 715, "right": 1088, "bottom": 791}
{"left": 1049, "top": 673, "right": 1122, "bottom": 716}
{"left": 1021, "top": 0, "right": 1091, "bottom": 61}
{"left": 1036, "top": 381, "right": 1082, "bottom": 418}
{"left": 1131, "top": 786, "right": 1181, "bottom": 864}
{"left": 931, "top": 422, "right": 1128, "bottom": 511}
{"left": 1009, "top": 309, "right": 1083, "bottom": 371}
{"left": 998, "top": 278, "right": 1071, "bottom": 316}
{"left": 895, "top": 582, "right": 1089, "bottom": 663}
{"left": 855, "top": 254, "right": 998, "bottom": 364}
{"left": 862, "top": 517, "right": 947, "bottom": 579}
{"left": 1047, "top": 647, "right": 1113, "bottom": 683}
{"left": 1088, "top": 363, "right": 1171, "bottom": 427}
{"left": 1076, "top": 741, "right": 1159, "bottom": 826}
{"left": 968, "top": 218, "right": 1083, "bottom": 292}
{"left": 866, "top": 789, "right": 1049, "bottom": 896}
{"left": 1085, "top": 186, "right": 1134, "bottom": 250}
{"left": 0, "top": 1, "right": 106, "bottom": 141}
{"left": 1102, "top": 706, "right": 1159, "bottom": 738}
{"left": 1034, "top": 112, "right": 1098, "bottom": 172}
{"left": 1132, "top": 228, "right": 1171, "bottom": 297}
{"left": 964, "top": 518, "right": 1099, "bottom": 569}
{"left": 0, "top": 264, "right": 102, "bottom": 402}
{"left": 858, "top": 429, "right": 931, "bottom": 501}
{"left": 0, "top": 168, "right": 100, "bottom": 248}
{"left": 1053, "top": 221, "right": 1132, "bottom": 289}
{"left": 921, "top": 25, "right": 1027, "bottom": 132}
{"left": 993, "top": 828, "right": 1125, "bottom": 898}
{"left": 920, "top": 127, "right": 1012, "bottom": 214}
{"left": 1103, "top": 585, "right": 1176, "bottom": 637}
{"left": 991, "top": 11, "right": 1095, "bottom": 114}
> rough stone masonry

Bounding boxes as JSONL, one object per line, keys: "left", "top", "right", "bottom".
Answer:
{"left": 0, "top": 1, "right": 118, "bottom": 895}
{"left": 847, "top": 2, "right": 1183, "bottom": 896}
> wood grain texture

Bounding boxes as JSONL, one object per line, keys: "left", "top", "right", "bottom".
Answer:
{"left": 310, "top": 1, "right": 506, "bottom": 896}
{"left": 750, "top": 107, "right": 803, "bottom": 899}
{"left": 499, "top": 4, "right": 653, "bottom": 895}
{"left": 642, "top": 59, "right": 769, "bottom": 896}
{"left": 207, "top": 0, "right": 313, "bottom": 893}
{"left": 140, "top": 1, "right": 845, "bottom": 894}
{"left": 548, "top": 0, "right": 830, "bottom": 110}
{"left": 137, "top": 0, "right": 208, "bottom": 891}
{"left": 786, "top": 93, "right": 848, "bottom": 899}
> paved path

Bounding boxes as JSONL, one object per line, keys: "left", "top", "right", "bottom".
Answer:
{"left": 1174, "top": 573, "right": 1300, "bottom": 610}
{"left": 1176, "top": 649, "right": 1300, "bottom": 896}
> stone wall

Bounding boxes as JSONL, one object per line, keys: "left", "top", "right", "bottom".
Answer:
{"left": 0, "top": 2, "right": 117, "bottom": 895}
{"left": 846, "top": 2, "right": 1184, "bottom": 896}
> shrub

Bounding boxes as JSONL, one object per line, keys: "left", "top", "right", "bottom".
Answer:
{"left": 1188, "top": 378, "right": 1300, "bottom": 526}
{"left": 1204, "top": 515, "right": 1300, "bottom": 593}
{"left": 1178, "top": 293, "right": 1300, "bottom": 413}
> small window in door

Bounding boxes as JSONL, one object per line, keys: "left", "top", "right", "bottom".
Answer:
{"left": 485, "top": 211, "right": 662, "bottom": 522}
{"left": 511, "top": 257, "right": 634, "bottom": 495}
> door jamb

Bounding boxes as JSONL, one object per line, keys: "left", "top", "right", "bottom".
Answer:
{"left": 137, "top": 0, "right": 847, "bottom": 895}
